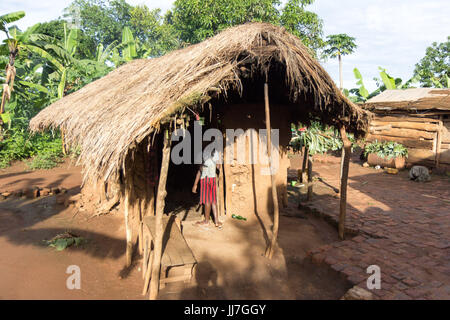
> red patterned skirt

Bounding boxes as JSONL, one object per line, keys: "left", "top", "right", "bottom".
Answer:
{"left": 200, "top": 177, "right": 217, "bottom": 204}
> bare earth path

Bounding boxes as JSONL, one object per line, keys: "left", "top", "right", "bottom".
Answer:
{"left": 1, "top": 156, "right": 449, "bottom": 299}
{"left": 0, "top": 161, "right": 348, "bottom": 299}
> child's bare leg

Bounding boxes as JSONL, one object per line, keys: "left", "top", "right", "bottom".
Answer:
{"left": 203, "top": 203, "right": 212, "bottom": 224}
{"left": 197, "top": 203, "right": 211, "bottom": 224}
{"left": 196, "top": 203, "right": 210, "bottom": 225}
{"left": 211, "top": 203, "right": 222, "bottom": 227}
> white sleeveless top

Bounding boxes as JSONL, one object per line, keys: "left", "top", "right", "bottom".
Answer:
{"left": 201, "top": 151, "right": 219, "bottom": 178}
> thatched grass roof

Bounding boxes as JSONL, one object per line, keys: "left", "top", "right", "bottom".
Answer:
{"left": 30, "top": 22, "right": 370, "bottom": 183}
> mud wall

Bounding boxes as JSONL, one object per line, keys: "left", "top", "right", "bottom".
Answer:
{"left": 221, "top": 103, "right": 291, "bottom": 222}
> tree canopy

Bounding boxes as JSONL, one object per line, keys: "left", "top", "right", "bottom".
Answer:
{"left": 170, "top": 0, "right": 324, "bottom": 55}
{"left": 1, "top": 0, "right": 447, "bottom": 169}
{"left": 323, "top": 34, "right": 357, "bottom": 59}
{"left": 413, "top": 36, "right": 450, "bottom": 88}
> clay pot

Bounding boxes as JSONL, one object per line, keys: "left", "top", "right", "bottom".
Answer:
{"left": 367, "top": 153, "right": 406, "bottom": 169}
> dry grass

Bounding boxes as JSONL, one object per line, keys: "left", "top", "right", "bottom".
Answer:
{"left": 30, "top": 22, "right": 370, "bottom": 183}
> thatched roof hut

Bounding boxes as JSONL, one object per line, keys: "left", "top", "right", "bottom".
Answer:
{"left": 30, "top": 23, "right": 371, "bottom": 298}
{"left": 31, "top": 22, "right": 369, "bottom": 184}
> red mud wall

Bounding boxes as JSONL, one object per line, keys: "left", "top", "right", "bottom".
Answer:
{"left": 221, "top": 103, "right": 291, "bottom": 222}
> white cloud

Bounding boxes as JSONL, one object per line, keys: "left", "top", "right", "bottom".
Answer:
{"left": 1, "top": 0, "right": 448, "bottom": 92}
{"left": 311, "top": 0, "right": 449, "bottom": 91}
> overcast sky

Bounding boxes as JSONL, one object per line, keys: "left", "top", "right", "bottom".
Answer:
{"left": 1, "top": 0, "right": 449, "bottom": 91}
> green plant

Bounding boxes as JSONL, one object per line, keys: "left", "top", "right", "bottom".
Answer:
{"left": 364, "top": 140, "right": 408, "bottom": 160}
{"left": 290, "top": 121, "right": 356, "bottom": 154}
{"left": 27, "top": 152, "right": 64, "bottom": 170}
{"left": 45, "top": 232, "right": 84, "bottom": 251}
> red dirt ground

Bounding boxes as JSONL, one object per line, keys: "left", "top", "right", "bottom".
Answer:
{"left": 0, "top": 160, "right": 349, "bottom": 300}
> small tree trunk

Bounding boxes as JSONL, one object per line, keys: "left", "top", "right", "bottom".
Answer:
{"left": 149, "top": 129, "right": 171, "bottom": 300}
{"left": 263, "top": 83, "right": 280, "bottom": 260}
{"left": 339, "top": 126, "right": 352, "bottom": 240}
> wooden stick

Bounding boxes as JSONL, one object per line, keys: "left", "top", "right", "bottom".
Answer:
{"left": 124, "top": 182, "right": 133, "bottom": 268}
{"left": 301, "top": 147, "right": 308, "bottom": 183}
{"left": 340, "top": 147, "right": 345, "bottom": 182}
{"left": 142, "top": 250, "right": 154, "bottom": 295}
{"left": 142, "top": 232, "right": 148, "bottom": 279}
{"left": 149, "top": 129, "right": 171, "bottom": 300}
{"left": 338, "top": 126, "right": 352, "bottom": 240}
{"left": 307, "top": 154, "right": 313, "bottom": 201}
{"left": 435, "top": 115, "right": 443, "bottom": 168}
{"left": 138, "top": 199, "right": 143, "bottom": 255}
{"left": 263, "top": 83, "right": 279, "bottom": 260}
{"left": 218, "top": 162, "right": 225, "bottom": 216}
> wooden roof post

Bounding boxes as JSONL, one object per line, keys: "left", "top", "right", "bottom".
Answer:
{"left": 301, "top": 146, "right": 308, "bottom": 183}
{"left": 307, "top": 153, "right": 313, "bottom": 201}
{"left": 339, "top": 126, "right": 352, "bottom": 240}
{"left": 124, "top": 159, "right": 134, "bottom": 268}
{"left": 436, "top": 115, "right": 443, "bottom": 168}
{"left": 149, "top": 129, "right": 171, "bottom": 300}
{"left": 264, "top": 83, "right": 280, "bottom": 260}
{"left": 218, "top": 163, "right": 225, "bottom": 216}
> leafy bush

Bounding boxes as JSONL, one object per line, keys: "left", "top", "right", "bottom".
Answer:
{"left": 364, "top": 140, "right": 408, "bottom": 160}
{"left": 0, "top": 123, "right": 64, "bottom": 169}
{"left": 290, "top": 121, "right": 357, "bottom": 155}
{"left": 27, "top": 151, "right": 64, "bottom": 170}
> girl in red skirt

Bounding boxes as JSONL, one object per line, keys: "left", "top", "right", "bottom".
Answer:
{"left": 192, "top": 149, "right": 223, "bottom": 229}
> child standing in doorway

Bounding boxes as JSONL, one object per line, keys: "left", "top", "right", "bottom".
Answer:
{"left": 192, "top": 149, "right": 223, "bottom": 229}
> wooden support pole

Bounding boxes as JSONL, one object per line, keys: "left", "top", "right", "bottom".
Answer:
{"left": 307, "top": 154, "right": 313, "bottom": 201}
{"left": 338, "top": 126, "right": 352, "bottom": 240}
{"left": 137, "top": 199, "right": 143, "bottom": 255}
{"left": 301, "top": 147, "right": 308, "bottom": 183}
{"left": 218, "top": 163, "right": 225, "bottom": 216}
{"left": 435, "top": 115, "right": 443, "bottom": 168}
{"left": 149, "top": 129, "right": 171, "bottom": 300}
{"left": 263, "top": 83, "right": 279, "bottom": 260}
{"left": 142, "top": 232, "right": 149, "bottom": 279}
{"left": 340, "top": 148, "right": 345, "bottom": 181}
{"left": 142, "top": 249, "right": 154, "bottom": 295}
{"left": 124, "top": 180, "right": 133, "bottom": 268}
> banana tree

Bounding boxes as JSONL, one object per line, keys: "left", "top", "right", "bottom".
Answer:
{"left": 347, "top": 67, "right": 420, "bottom": 102}
{"left": 375, "top": 67, "right": 421, "bottom": 90}
{"left": 0, "top": 11, "right": 25, "bottom": 118}
{"left": 95, "top": 41, "right": 119, "bottom": 64}
{"left": 346, "top": 68, "right": 381, "bottom": 102}
{"left": 111, "top": 27, "right": 155, "bottom": 67}
{"left": 430, "top": 74, "right": 450, "bottom": 88}
{"left": 27, "top": 23, "right": 80, "bottom": 154}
